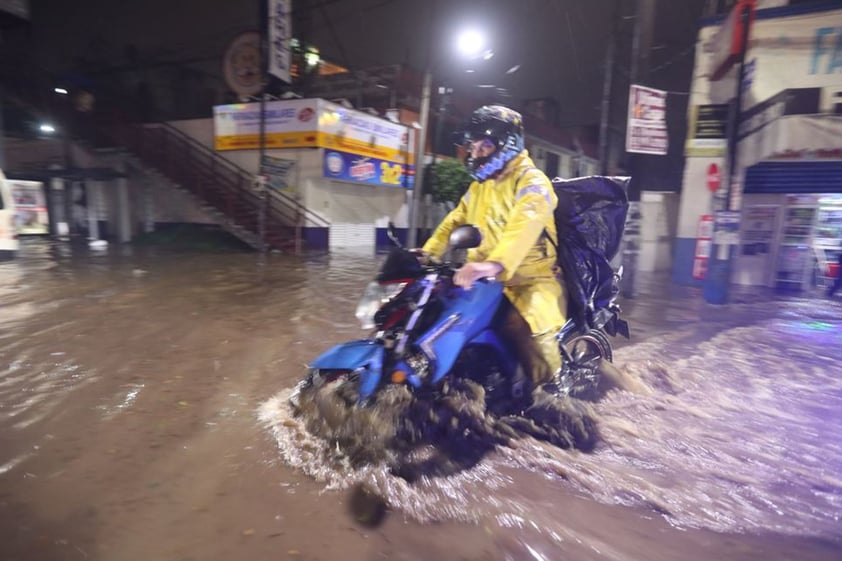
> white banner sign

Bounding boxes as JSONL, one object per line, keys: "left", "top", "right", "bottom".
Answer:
{"left": 268, "top": 0, "right": 292, "bottom": 83}
{"left": 213, "top": 98, "right": 415, "bottom": 165}
{"left": 626, "top": 84, "right": 669, "bottom": 155}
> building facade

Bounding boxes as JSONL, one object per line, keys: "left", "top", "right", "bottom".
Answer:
{"left": 674, "top": 0, "right": 842, "bottom": 290}
{"left": 195, "top": 96, "right": 600, "bottom": 253}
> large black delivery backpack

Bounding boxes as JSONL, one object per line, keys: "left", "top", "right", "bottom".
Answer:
{"left": 549, "top": 175, "right": 630, "bottom": 340}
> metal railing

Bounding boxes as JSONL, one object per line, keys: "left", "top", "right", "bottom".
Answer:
{"left": 0, "top": 54, "right": 329, "bottom": 251}
{"left": 110, "top": 122, "right": 329, "bottom": 251}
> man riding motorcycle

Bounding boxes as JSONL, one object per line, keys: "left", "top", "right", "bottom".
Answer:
{"left": 420, "top": 105, "right": 566, "bottom": 386}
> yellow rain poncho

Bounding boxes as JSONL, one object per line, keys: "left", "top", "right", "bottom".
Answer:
{"left": 422, "top": 150, "right": 567, "bottom": 381}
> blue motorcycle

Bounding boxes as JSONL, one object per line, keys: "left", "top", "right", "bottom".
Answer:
{"left": 295, "top": 224, "right": 622, "bottom": 405}
{"left": 290, "top": 177, "right": 631, "bottom": 458}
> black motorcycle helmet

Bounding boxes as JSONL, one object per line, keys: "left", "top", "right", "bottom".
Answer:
{"left": 459, "top": 105, "right": 525, "bottom": 181}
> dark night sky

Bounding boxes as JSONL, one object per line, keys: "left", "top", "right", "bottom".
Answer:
{"left": 26, "top": 0, "right": 707, "bottom": 125}
{"left": 303, "top": 0, "right": 619, "bottom": 124}
{"left": 295, "top": 0, "right": 708, "bottom": 127}
{"left": 19, "top": 0, "right": 709, "bottom": 186}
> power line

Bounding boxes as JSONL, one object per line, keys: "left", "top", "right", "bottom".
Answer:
{"left": 648, "top": 42, "right": 697, "bottom": 75}
{"left": 317, "top": 1, "right": 355, "bottom": 71}
{"left": 564, "top": 8, "right": 583, "bottom": 83}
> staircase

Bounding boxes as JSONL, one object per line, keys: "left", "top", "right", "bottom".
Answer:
{"left": 0, "top": 55, "right": 329, "bottom": 252}
{"left": 109, "top": 122, "right": 329, "bottom": 251}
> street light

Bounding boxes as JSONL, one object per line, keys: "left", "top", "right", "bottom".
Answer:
{"left": 406, "top": 27, "right": 493, "bottom": 247}
{"left": 457, "top": 29, "right": 486, "bottom": 57}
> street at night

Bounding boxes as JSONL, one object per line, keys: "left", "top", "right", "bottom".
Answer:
{"left": 3, "top": 0, "right": 842, "bottom": 559}
{"left": 1, "top": 240, "right": 840, "bottom": 560}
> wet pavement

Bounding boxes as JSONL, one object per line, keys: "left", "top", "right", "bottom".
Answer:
{"left": 1, "top": 238, "right": 841, "bottom": 561}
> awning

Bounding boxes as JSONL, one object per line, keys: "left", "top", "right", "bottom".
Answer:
{"left": 744, "top": 160, "right": 842, "bottom": 194}
{"left": 739, "top": 115, "right": 842, "bottom": 170}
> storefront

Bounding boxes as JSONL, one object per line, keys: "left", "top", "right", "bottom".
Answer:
{"left": 734, "top": 191, "right": 842, "bottom": 290}
{"left": 213, "top": 98, "right": 416, "bottom": 252}
{"left": 674, "top": 1, "right": 842, "bottom": 291}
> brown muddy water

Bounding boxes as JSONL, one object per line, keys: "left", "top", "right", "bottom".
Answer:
{"left": 1, "top": 239, "right": 841, "bottom": 561}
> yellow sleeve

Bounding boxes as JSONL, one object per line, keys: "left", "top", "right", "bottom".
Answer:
{"left": 486, "top": 171, "right": 556, "bottom": 281}
{"left": 420, "top": 184, "right": 472, "bottom": 258}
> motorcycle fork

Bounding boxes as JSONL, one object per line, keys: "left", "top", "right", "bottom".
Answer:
{"left": 394, "top": 273, "right": 438, "bottom": 357}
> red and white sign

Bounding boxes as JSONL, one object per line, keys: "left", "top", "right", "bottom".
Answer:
{"left": 706, "top": 163, "right": 721, "bottom": 192}
{"left": 709, "top": 0, "right": 756, "bottom": 81}
{"left": 693, "top": 214, "right": 715, "bottom": 279}
{"left": 626, "top": 84, "right": 668, "bottom": 155}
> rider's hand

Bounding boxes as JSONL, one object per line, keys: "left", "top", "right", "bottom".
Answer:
{"left": 409, "top": 249, "right": 438, "bottom": 265}
{"left": 453, "top": 261, "right": 503, "bottom": 289}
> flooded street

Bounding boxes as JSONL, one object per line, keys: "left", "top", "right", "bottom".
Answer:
{"left": 1, "top": 239, "right": 841, "bottom": 561}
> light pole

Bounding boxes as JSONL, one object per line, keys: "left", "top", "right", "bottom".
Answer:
{"left": 407, "top": 70, "right": 432, "bottom": 248}
{"left": 406, "top": 28, "right": 488, "bottom": 247}
{"left": 703, "top": 0, "right": 752, "bottom": 305}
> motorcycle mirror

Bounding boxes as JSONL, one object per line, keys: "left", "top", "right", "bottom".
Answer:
{"left": 448, "top": 225, "right": 482, "bottom": 250}
{"left": 386, "top": 221, "right": 403, "bottom": 248}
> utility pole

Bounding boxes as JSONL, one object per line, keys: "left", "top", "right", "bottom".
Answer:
{"left": 703, "top": 1, "right": 752, "bottom": 304}
{"left": 621, "top": 0, "right": 656, "bottom": 299}
{"left": 407, "top": 0, "right": 437, "bottom": 248}
{"left": 258, "top": 0, "right": 269, "bottom": 255}
{"left": 598, "top": 0, "right": 619, "bottom": 175}
{"left": 407, "top": 69, "right": 432, "bottom": 248}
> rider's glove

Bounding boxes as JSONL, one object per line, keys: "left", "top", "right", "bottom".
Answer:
{"left": 409, "top": 249, "right": 439, "bottom": 266}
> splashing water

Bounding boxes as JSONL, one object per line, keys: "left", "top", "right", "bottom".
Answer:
{"left": 259, "top": 376, "right": 599, "bottom": 521}
{"left": 260, "top": 297, "right": 842, "bottom": 541}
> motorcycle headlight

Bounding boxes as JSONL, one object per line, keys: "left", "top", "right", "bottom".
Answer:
{"left": 355, "top": 281, "right": 407, "bottom": 329}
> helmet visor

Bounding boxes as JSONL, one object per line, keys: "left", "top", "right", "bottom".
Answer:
{"left": 461, "top": 117, "right": 513, "bottom": 146}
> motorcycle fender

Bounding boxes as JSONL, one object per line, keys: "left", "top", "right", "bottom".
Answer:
{"left": 308, "top": 340, "right": 384, "bottom": 400}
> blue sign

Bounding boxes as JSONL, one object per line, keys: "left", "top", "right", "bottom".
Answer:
{"left": 323, "top": 150, "right": 414, "bottom": 188}
{"left": 811, "top": 27, "right": 842, "bottom": 75}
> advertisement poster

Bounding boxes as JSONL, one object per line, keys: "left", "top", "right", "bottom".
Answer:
{"left": 323, "top": 150, "right": 414, "bottom": 188}
{"left": 692, "top": 214, "right": 714, "bottom": 279}
{"left": 742, "top": 205, "right": 777, "bottom": 256}
{"left": 261, "top": 155, "right": 296, "bottom": 191}
{"left": 10, "top": 180, "right": 49, "bottom": 235}
{"left": 626, "top": 84, "right": 668, "bottom": 155}
{"left": 713, "top": 210, "right": 741, "bottom": 260}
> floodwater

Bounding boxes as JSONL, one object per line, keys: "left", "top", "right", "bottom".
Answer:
{"left": 1, "top": 238, "right": 841, "bottom": 561}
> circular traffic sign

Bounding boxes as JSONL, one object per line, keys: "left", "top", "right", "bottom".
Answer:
{"left": 707, "top": 163, "right": 721, "bottom": 192}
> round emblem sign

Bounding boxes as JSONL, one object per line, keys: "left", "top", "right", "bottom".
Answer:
{"left": 223, "top": 31, "right": 262, "bottom": 98}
